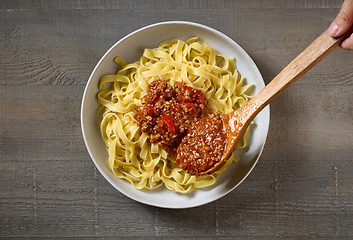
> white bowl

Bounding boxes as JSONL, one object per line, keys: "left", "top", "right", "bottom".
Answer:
{"left": 81, "top": 21, "right": 270, "bottom": 208}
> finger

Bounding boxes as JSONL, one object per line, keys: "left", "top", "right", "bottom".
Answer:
{"left": 328, "top": 0, "right": 353, "bottom": 37}
{"left": 340, "top": 33, "right": 353, "bottom": 50}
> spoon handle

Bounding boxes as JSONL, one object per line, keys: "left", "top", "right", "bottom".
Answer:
{"left": 249, "top": 27, "right": 353, "bottom": 117}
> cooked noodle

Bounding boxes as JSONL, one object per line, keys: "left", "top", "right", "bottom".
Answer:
{"left": 97, "top": 38, "right": 253, "bottom": 193}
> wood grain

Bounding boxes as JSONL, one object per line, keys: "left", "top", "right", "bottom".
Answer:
{"left": 0, "top": 0, "right": 345, "bottom": 10}
{"left": 1, "top": 1, "right": 353, "bottom": 238}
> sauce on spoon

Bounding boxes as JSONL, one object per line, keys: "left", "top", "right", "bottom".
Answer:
{"left": 176, "top": 113, "right": 227, "bottom": 175}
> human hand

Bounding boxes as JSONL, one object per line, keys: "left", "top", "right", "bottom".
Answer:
{"left": 328, "top": 0, "right": 353, "bottom": 50}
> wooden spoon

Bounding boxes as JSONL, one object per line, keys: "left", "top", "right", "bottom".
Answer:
{"left": 176, "top": 27, "right": 353, "bottom": 176}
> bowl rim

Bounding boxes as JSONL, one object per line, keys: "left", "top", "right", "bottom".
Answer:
{"left": 81, "top": 20, "right": 270, "bottom": 208}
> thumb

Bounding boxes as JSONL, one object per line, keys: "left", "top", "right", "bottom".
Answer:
{"left": 328, "top": 0, "right": 353, "bottom": 37}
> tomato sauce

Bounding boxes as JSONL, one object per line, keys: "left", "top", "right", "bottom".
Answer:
{"left": 176, "top": 113, "right": 227, "bottom": 175}
{"left": 135, "top": 79, "right": 209, "bottom": 156}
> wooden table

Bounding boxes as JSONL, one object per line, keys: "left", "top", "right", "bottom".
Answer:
{"left": 1, "top": 0, "right": 353, "bottom": 238}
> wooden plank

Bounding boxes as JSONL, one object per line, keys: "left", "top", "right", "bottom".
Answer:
{"left": 0, "top": 0, "right": 345, "bottom": 10}
{"left": 0, "top": 8, "right": 345, "bottom": 86}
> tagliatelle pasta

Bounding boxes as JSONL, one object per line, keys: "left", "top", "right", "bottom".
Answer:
{"left": 97, "top": 37, "right": 254, "bottom": 193}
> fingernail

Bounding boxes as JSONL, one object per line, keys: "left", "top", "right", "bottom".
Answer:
{"left": 328, "top": 22, "right": 339, "bottom": 37}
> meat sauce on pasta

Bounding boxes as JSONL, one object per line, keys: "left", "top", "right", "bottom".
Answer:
{"left": 97, "top": 37, "right": 254, "bottom": 193}
{"left": 135, "top": 79, "right": 209, "bottom": 157}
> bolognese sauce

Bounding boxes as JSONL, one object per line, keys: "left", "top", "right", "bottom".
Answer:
{"left": 135, "top": 79, "right": 209, "bottom": 156}
{"left": 176, "top": 113, "right": 227, "bottom": 175}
